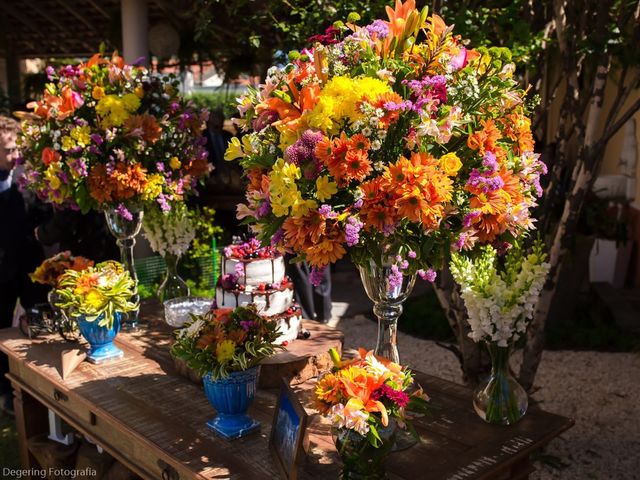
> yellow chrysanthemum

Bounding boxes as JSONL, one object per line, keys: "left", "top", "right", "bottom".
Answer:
{"left": 84, "top": 289, "right": 106, "bottom": 310}
{"left": 70, "top": 125, "right": 91, "bottom": 147}
{"left": 92, "top": 86, "right": 105, "bottom": 100}
{"left": 215, "top": 339, "right": 236, "bottom": 363}
{"left": 315, "top": 176, "right": 338, "bottom": 201}
{"left": 60, "top": 136, "right": 75, "bottom": 151}
{"left": 121, "top": 93, "right": 141, "bottom": 112}
{"left": 142, "top": 173, "right": 164, "bottom": 200}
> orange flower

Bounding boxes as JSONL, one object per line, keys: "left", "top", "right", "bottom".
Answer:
{"left": 315, "top": 373, "right": 341, "bottom": 411}
{"left": 73, "top": 272, "right": 99, "bottom": 296}
{"left": 305, "top": 231, "right": 346, "bottom": 266}
{"left": 385, "top": 0, "right": 416, "bottom": 39}
{"left": 371, "top": 92, "right": 404, "bottom": 126}
{"left": 124, "top": 114, "right": 162, "bottom": 144}
{"left": 467, "top": 119, "right": 501, "bottom": 156}
{"left": 348, "top": 133, "right": 371, "bottom": 152}
{"left": 41, "top": 147, "right": 61, "bottom": 166}
{"left": 58, "top": 86, "right": 83, "bottom": 120}
{"left": 315, "top": 135, "right": 334, "bottom": 163}
{"left": 87, "top": 164, "right": 113, "bottom": 203}
{"left": 361, "top": 203, "right": 397, "bottom": 232}
{"left": 344, "top": 149, "right": 372, "bottom": 182}
{"left": 111, "top": 163, "right": 148, "bottom": 200}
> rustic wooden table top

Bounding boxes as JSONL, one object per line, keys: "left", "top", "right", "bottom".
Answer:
{"left": 0, "top": 310, "right": 573, "bottom": 480}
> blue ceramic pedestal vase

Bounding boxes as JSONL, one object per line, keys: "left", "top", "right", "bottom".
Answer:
{"left": 203, "top": 366, "right": 261, "bottom": 440}
{"left": 77, "top": 312, "right": 124, "bottom": 364}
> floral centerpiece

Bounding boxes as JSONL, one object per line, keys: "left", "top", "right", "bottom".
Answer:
{"left": 30, "top": 251, "right": 94, "bottom": 288}
{"left": 17, "top": 52, "right": 210, "bottom": 327}
{"left": 314, "top": 348, "right": 429, "bottom": 478}
{"left": 225, "top": 0, "right": 546, "bottom": 361}
{"left": 55, "top": 260, "right": 137, "bottom": 363}
{"left": 450, "top": 242, "right": 550, "bottom": 424}
{"left": 143, "top": 203, "right": 196, "bottom": 301}
{"left": 171, "top": 305, "right": 283, "bottom": 439}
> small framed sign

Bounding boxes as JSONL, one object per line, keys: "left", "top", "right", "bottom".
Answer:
{"left": 269, "top": 378, "right": 308, "bottom": 480}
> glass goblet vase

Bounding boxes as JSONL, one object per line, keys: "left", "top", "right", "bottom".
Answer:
{"left": 157, "top": 252, "right": 190, "bottom": 303}
{"left": 104, "top": 207, "right": 143, "bottom": 329}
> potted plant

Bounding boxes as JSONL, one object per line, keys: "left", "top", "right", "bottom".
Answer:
{"left": 313, "top": 348, "right": 429, "bottom": 479}
{"left": 171, "top": 305, "right": 282, "bottom": 439}
{"left": 54, "top": 260, "right": 138, "bottom": 363}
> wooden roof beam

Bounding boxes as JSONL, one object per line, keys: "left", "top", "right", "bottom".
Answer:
{"left": 86, "top": 0, "right": 111, "bottom": 19}
{"left": 52, "top": 0, "right": 95, "bottom": 30}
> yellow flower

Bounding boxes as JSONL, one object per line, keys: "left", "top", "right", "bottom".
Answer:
{"left": 134, "top": 85, "right": 144, "bottom": 98}
{"left": 142, "top": 173, "right": 164, "bottom": 200}
{"left": 215, "top": 339, "right": 236, "bottom": 363}
{"left": 315, "top": 176, "right": 338, "bottom": 201}
{"left": 70, "top": 126, "right": 91, "bottom": 147}
{"left": 61, "top": 136, "right": 75, "bottom": 151}
{"left": 169, "top": 156, "right": 182, "bottom": 170}
{"left": 85, "top": 289, "right": 105, "bottom": 310}
{"left": 440, "top": 152, "right": 462, "bottom": 176}
{"left": 121, "top": 93, "right": 141, "bottom": 112}
{"left": 291, "top": 196, "right": 317, "bottom": 217}
{"left": 92, "top": 86, "right": 105, "bottom": 100}
{"left": 224, "top": 137, "right": 244, "bottom": 161}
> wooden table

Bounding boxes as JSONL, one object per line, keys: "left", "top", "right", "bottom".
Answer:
{"left": 0, "top": 317, "right": 573, "bottom": 480}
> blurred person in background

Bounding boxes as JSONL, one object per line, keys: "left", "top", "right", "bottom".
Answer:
{"left": 0, "top": 115, "right": 47, "bottom": 415}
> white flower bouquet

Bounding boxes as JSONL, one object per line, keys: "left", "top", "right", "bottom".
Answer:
{"left": 143, "top": 203, "right": 196, "bottom": 257}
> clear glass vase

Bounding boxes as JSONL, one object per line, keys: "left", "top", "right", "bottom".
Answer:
{"left": 104, "top": 207, "right": 143, "bottom": 329}
{"left": 333, "top": 421, "right": 396, "bottom": 480}
{"left": 157, "top": 253, "right": 190, "bottom": 302}
{"left": 473, "top": 343, "right": 528, "bottom": 425}
{"left": 356, "top": 245, "right": 416, "bottom": 364}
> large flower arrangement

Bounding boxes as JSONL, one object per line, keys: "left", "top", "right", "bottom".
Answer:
{"left": 170, "top": 305, "right": 283, "bottom": 380}
{"left": 226, "top": 1, "right": 545, "bottom": 282}
{"left": 314, "top": 348, "right": 429, "bottom": 445}
{"left": 449, "top": 242, "right": 550, "bottom": 347}
{"left": 30, "top": 251, "right": 94, "bottom": 288}
{"left": 55, "top": 260, "right": 138, "bottom": 329}
{"left": 17, "top": 53, "right": 210, "bottom": 218}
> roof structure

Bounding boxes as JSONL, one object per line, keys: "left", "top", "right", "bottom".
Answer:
{"left": 0, "top": 0, "right": 189, "bottom": 58}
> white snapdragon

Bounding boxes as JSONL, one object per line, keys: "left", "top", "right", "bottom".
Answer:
{"left": 450, "top": 245, "right": 550, "bottom": 347}
{"left": 143, "top": 204, "right": 196, "bottom": 257}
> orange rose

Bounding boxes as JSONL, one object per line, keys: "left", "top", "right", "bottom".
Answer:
{"left": 41, "top": 147, "right": 61, "bottom": 166}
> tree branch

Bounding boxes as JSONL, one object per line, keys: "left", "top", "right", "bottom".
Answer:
{"left": 600, "top": 96, "right": 640, "bottom": 148}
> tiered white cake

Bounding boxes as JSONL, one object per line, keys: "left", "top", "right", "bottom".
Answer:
{"left": 216, "top": 239, "right": 302, "bottom": 344}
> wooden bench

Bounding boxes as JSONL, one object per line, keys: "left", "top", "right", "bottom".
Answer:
{"left": 0, "top": 309, "right": 573, "bottom": 479}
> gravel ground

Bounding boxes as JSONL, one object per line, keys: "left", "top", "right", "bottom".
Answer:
{"left": 331, "top": 313, "right": 640, "bottom": 480}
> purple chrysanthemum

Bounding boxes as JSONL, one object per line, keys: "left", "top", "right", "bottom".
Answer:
{"left": 387, "top": 264, "right": 403, "bottom": 291}
{"left": 417, "top": 268, "right": 437, "bottom": 283}
{"left": 344, "top": 216, "right": 363, "bottom": 247}
{"left": 116, "top": 203, "right": 133, "bottom": 221}
{"left": 310, "top": 266, "right": 326, "bottom": 287}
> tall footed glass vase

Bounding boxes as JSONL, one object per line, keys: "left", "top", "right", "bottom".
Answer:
{"left": 157, "top": 253, "right": 190, "bottom": 302}
{"left": 104, "top": 208, "right": 143, "bottom": 329}
{"left": 357, "top": 246, "right": 416, "bottom": 364}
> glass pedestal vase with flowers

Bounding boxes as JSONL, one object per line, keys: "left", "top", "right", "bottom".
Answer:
{"left": 53, "top": 260, "right": 138, "bottom": 364}
{"left": 171, "top": 305, "right": 282, "bottom": 440}
{"left": 105, "top": 207, "right": 143, "bottom": 329}
{"left": 450, "top": 241, "right": 551, "bottom": 425}
{"left": 473, "top": 343, "right": 527, "bottom": 425}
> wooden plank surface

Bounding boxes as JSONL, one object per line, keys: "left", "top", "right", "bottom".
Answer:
{"left": 0, "top": 307, "right": 573, "bottom": 480}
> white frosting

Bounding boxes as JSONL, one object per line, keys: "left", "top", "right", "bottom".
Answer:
{"left": 216, "top": 286, "right": 294, "bottom": 317}
{"left": 222, "top": 255, "right": 286, "bottom": 286}
{"left": 274, "top": 314, "right": 302, "bottom": 344}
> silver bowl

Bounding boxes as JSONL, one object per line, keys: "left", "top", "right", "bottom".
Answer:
{"left": 163, "top": 297, "right": 214, "bottom": 327}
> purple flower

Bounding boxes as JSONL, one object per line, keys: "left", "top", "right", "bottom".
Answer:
{"left": 115, "top": 203, "right": 133, "bottom": 221}
{"left": 224, "top": 246, "right": 233, "bottom": 257}
{"left": 449, "top": 47, "right": 468, "bottom": 71}
{"left": 418, "top": 268, "right": 437, "bottom": 283}
{"left": 271, "top": 228, "right": 284, "bottom": 247}
{"left": 408, "top": 250, "right": 417, "bottom": 259}
{"left": 220, "top": 274, "right": 239, "bottom": 289}
{"left": 156, "top": 162, "right": 165, "bottom": 172}
{"left": 387, "top": 265, "right": 403, "bottom": 291}
{"left": 253, "top": 110, "right": 278, "bottom": 132}
{"left": 344, "top": 216, "right": 363, "bottom": 247}
{"left": 240, "top": 320, "right": 255, "bottom": 331}
{"left": 463, "top": 210, "right": 481, "bottom": 228}
{"left": 234, "top": 262, "right": 245, "bottom": 278}
{"left": 157, "top": 194, "right": 171, "bottom": 212}
{"left": 257, "top": 200, "right": 271, "bottom": 218}
{"left": 482, "top": 152, "right": 499, "bottom": 174}
{"left": 318, "top": 204, "right": 337, "bottom": 218}
{"left": 466, "top": 169, "right": 504, "bottom": 193}
{"left": 400, "top": 260, "right": 409, "bottom": 270}
{"left": 366, "top": 20, "right": 389, "bottom": 39}
{"left": 45, "top": 66, "right": 55, "bottom": 80}
{"left": 353, "top": 198, "right": 363, "bottom": 209}
{"left": 310, "top": 266, "right": 326, "bottom": 287}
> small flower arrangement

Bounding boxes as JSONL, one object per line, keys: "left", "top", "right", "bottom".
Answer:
{"left": 170, "top": 305, "right": 283, "bottom": 380}
{"left": 54, "top": 260, "right": 138, "bottom": 329}
{"left": 17, "top": 52, "right": 210, "bottom": 217}
{"left": 143, "top": 203, "right": 196, "bottom": 257}
{"left": 30, "top": 251, "right": 94, "bottom": 288}
{"left": 449, "top": 241, "right": 550, "bottom": 346}
{"left": 314, "top": 348, "right": 429, "bottom": 446}
{"left": 226, "top": 0, "right": 546, "bottom": 283}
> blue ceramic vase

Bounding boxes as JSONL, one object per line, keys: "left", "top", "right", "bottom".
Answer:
{"left": 203, "top": 366, "right": 261, "bottom": 440}
{"left": 77, "top": 312, "right": 124, "bottom": 364}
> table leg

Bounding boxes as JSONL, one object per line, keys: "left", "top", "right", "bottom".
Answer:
{"left": 509, "top": 457, "right": 535, "bottom": 479}
{"left": 12, "top": 381, "right": 49, "bottom": 474}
